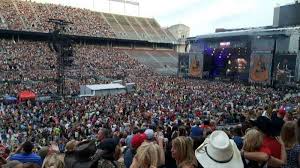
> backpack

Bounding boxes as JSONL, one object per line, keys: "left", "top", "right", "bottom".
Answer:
{"left": 64, "top": 140, "right": 99, "bottom": 168}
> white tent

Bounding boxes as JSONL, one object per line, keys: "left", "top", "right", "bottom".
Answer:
{"left": 80, "top": 83, "right": 126, "bottom": 97}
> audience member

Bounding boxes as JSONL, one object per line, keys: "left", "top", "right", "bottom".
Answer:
{"left": 171, "top": 136, "right": 198, "bottom": 168}
{"left": 281, "top": 121, "right": 300, "bottom": 168}
{"left": 9, "top": 141, "right": 43, "bottom": 166}
{"left": 195, "top": 130, "right": 243, "bottom": 168}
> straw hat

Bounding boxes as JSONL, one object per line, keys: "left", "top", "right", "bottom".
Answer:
{"left": 195, "top": 130, "right": 243, "bottom": 168}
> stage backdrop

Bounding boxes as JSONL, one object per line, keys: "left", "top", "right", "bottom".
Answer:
{"left": 178, "top": 53, "right": 189, "bottom": 76}
{"left": 249, "top": 38, "right": 275, "bottom": 84}
{"left": 189, "top": 52, "right": 203, "bottom": 78}
{"left": 249, "top": 52, "right": 273, "bottom": 84}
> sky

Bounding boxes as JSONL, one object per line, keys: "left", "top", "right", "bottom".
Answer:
{"left": 32, "top": 0, "right": 295, "bottom": 36}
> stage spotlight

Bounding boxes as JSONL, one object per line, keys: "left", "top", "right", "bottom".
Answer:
{"left": 219, "top": 56, "right": 221, "bottom": 59}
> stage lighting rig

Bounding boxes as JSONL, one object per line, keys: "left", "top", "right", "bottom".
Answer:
{"left": 48, "top": 19, "right": 74, "bottom": 97}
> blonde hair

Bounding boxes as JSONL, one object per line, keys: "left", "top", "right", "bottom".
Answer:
{"left": 114, "top": 144, "right": 122, "bottom": 160}
{"left": 135, "top": 142, "right": 160, "bottom": 168}
{"left": 281, "top": 121, "right": 296, "bottom": 149}
{"left": 65, "top": 140, "right": 78, "bottom": 152}
{"left": 243, "top": 129, "right": 263, "bottom": 152}
{"left": 42, "top": 153, "right": 65, "bottom": 168}
{"left": 172, "top": 136, "right": 197, "bottom": 167}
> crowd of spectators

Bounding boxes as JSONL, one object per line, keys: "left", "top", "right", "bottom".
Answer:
{"left": 0, "top": 34, "right": 299, "bottom": 168}
{"left": 0, "top": 1, "right": 299, "bottom": 166}
{"left": 0, "top": 39, "right": 153, "bottom": 96}
{"left": 0, "top": 72, "right": 299, "bottom": 167}
{"left": 0, "top": 39, "right": 57, "bottom": 95}
{"left": 0, "top": 0, "right": 173, "bottom": 42}
{"left": 0, "top": 0, "right": 115, "bottom": 38}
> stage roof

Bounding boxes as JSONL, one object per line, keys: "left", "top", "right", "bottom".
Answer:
{"left": 188, "top": 26, "right": 300, "bottom": 41}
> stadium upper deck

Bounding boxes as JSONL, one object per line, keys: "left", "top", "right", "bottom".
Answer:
{"left": 0, "top": 0, "right": 176, "bottom": 43}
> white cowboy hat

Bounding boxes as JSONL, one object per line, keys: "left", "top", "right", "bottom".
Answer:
{"left": 195, "top": 130, "right": 244, "bottom": 168}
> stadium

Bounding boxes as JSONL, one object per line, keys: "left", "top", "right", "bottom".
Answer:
{"left": 0, "top": 0, "right": 299, "bottom": 168}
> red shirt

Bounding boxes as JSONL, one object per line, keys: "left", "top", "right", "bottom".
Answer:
{"left": 195, "top": 111, "right": 202, "bottom": 117}
{"left": 0, "top": 144, "right": 8, "bottom": 159}
{"left": 262, "top": 136, "right": 281, "bottom": 159}
{"left": 259, "top": 146, "right": 271, "bottom": 155}
{"left": 200, "top": 124, "right": 210, "bottom": 129}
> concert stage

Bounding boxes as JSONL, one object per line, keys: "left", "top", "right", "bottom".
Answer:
{"left": 184, "top": 2, "right": 300, "bottom": 87}
{"left": 184, "top": 26, "right": 300, "bottom": 87}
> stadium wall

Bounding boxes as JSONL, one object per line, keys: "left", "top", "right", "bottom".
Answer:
{"left": 0, "top": 29, "right": 175, "bottom": 51}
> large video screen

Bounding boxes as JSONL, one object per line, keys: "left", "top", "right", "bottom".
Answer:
{"left": 273, "top": 54, "right": 297, "bottom": 83}
{"left": 178, "top": 53, "right": 189, "bottom": 76}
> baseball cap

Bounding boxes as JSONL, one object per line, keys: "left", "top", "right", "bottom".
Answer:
{"left": 144, "top": 129, "right": 154, "bottom": 140}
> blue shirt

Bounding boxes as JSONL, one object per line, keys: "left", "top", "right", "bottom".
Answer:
{"left": 124, "top": 147, "right": 134, "bottom": 168}
{"left": 233, "top": 136, "right": 243, "bottom": 150}
{"left": 10, "top": 153, "right": 42, "bottom": 166}
{"left": 190, "top": 126, "right": 203, "bottom": 138}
